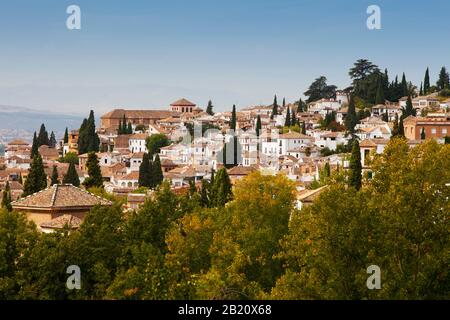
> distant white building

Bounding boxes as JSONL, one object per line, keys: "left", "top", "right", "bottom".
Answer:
{"left": 129, "top": 133, "right": 148, "bottom": 153}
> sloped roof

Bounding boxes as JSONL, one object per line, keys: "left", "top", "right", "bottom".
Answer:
{"left": 8, "top": 139, "right": 29, "bottom": 146}
{"left": 170, "top": 98, "right": 196, "bottom": 107}
{"left": 279, "top": 131, "right": 312, "bottom": 139}
{"left": 101, "top": 109, "right": 174, "bottom": 119}
{"left": 227, "top": 165, "right": 258, "bottom": 176}
{"left": 12, "top": 184, "right": 112, "bottom": 210}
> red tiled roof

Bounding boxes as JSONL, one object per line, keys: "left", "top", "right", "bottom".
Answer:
{"left": 12, "top": 184, "right": 112, "bottom": 209}
{"left": 170, "top": 98, "right": 196, "bottom": 107}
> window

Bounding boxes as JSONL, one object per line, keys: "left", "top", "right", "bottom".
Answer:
{"left": 442, "top": 128, "right": 448, "bottom": 134}
{"left": 431, "top": 128, "right": 436, "bottom": 134}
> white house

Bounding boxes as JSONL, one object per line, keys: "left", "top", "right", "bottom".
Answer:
{"left": 314, "top": 132, "right": 348, "bottom": 151}
{"left": 308, "top": 99, "right": 341, "bottom": 114}
{"left": 129, "top": 133, "right": 148, "bottom": 153}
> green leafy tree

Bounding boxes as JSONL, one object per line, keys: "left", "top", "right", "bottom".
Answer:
{"left": 304, "top": 76, "right": 337, "bottom": 103}
{"left": 197, "top": 172, "right": 296, "bottom": 299}
{"left": 0, "top": 209, "right": 39, "bottom": 299}
{"left": 146, "top": 134, "right": 170, "bottom": 158}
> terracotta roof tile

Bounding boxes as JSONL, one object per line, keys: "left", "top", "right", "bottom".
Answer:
{"left": 12, "top": 184, "right": 112, "bottom": 209}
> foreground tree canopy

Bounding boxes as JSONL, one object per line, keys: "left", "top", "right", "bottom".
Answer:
{"left": 0, "top": 139, "right": 448, "bottom": 300}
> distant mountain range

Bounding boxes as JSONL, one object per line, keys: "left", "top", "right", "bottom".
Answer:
{"left": 0, "top": 105, "right": 84, "bottom": 145}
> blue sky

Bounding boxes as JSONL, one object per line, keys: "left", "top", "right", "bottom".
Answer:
{"left": 0, "top": 0, "right": 449, "bottom": 115}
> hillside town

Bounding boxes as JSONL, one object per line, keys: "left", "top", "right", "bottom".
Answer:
{"left": 1, "top": 61, "right": 450, "bottom": 232}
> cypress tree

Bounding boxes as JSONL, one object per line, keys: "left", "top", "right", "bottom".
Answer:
{"left": 87, "top": 110, "right": 100, "bottom": 152}
{"left": 231, "top": 104, "right": 237, "bottom": 131}
{"left": 392, "top": 113, "right": 399, "bottom": 136}
{"left": 78, "top": 111, "right": 100, "bottom": 154}
{"left": 138, "top": 153, "right": 151, "bottom": 188}
{"left": 348, "top": 139, "right": 362, "bottom": 191}
{"left": 323, "top": 162, "right": 331, "bottom": 178}
{"left": 284, "top": 107, "right": 291, "bottom": 127}
{"left": 424, "top": 67, "right": 430, "bottom": 94}
{"left": 291, "top": 108, "right": 297, "bottom": 126}
{"left": 420, "top": 127, "right": 426, "bottom": 140}
{"left": 297, "top": 98, "right": 304, "bottom": 113}
{"left": 1, "top": 181, "right": 12, "bottom": 212}
{"left": 127, "top": 122, "right": 133, "bottom": 134}
{"left": 148, "top": 160, "right": 155, "bottom": 188}
{"left": 121, "top": 115, "right": 127, "bottom": 134}
{"left": 23, "top": 154, "right": 47, "bottom": 197}
{"left": 78, "top": 118, "right": 88, "bottom": 154}
{"left": 206, "top": 100, "right": 214, "bottom": 115}
{"left": 271, "top": 95, "right": 278, "bottom": 119}
{"left": 211, "top": 168, "right": 232, "bottom": 207}
{"left": 437, "top": 66, "right": 450, "bottom": 90}
{"left": 31, "top": 132, "right": 39, "bottom": 158}
{"left": 382, "top": 109, "right": 389, "bottom": 122}
{"left": 64, "top": 127, "right": 69, "bottom": 144}
{"left": 419, "top": 82, "right": 423, "bottom": 96}
{"left": 301, "top": 121, "right": 306, "bottom": 134}
{"left": 152, "top": 154, "right": 164, "bottom": 188}
{"left": 63, "top": 161, "right": 80, "bottom": 187}
{"left": 50, "top": 165, "right": 59, "bottom": 186}
{"left": 282, "top": 97, "right": 286, "bottom": 108}
{"left": 49, "top": 131, "right": 57, "bottom": 148}
{"left": 200, "top": 179, "right": 211, "bottom": 207}
{"left": 37, "top": 124, "right": 49, "bottom": 147}
{"left": 345, "top": 95, "right": 358, "bottom": 134}
{"left": 398, "top": 116, "right": 405, "bottom": 137}
{"left": 404, "top": 95, "right": 416, "bottom": 117}
{"left": 83, "top": 152, "right": 103, "bottom": 189}
{"left": 401, "top": 73, "right": 408, "bottom": 97}
{"left": 375, "top": 78, "right": 385, "bottom": 104}
{"left": 383, "top": 68, "right": 390, "bottom": 100}
{"left": 256, "top": 115, "right": 262, "bottom": 137}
